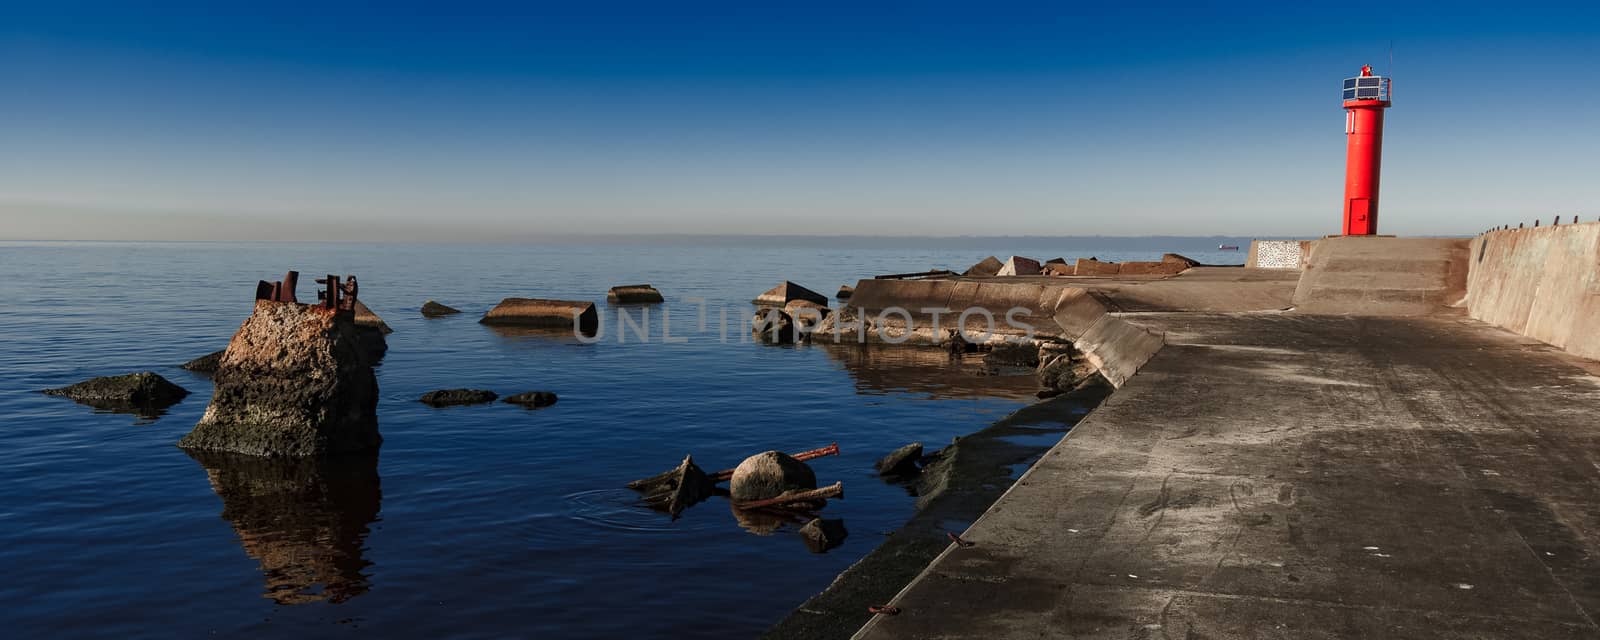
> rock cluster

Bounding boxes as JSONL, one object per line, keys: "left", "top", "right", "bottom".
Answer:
{"left": 43, "top": 371, "right": 190, "bottom": 416}
{"left": 178, "top": 300, "right": 380, "bottom": 457}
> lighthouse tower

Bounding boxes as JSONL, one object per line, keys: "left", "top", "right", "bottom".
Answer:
{"left": 1341, "top": 65, "right": 1391, "bottom": 235}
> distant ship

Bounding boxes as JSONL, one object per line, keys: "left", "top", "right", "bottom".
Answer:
{"left": 1218, "top": 244, "right": 1240, "bottom": 251}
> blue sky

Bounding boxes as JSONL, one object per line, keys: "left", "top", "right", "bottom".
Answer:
{"left": 2, "top": 1, "right": 1596, "bottom": 240}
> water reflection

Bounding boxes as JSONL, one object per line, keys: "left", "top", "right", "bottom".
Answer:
{"left": 186, "top": 451, "right": 382, "bottom": 605}
{"left": 812, "top": 343, "right": 1040, "bottom": 400}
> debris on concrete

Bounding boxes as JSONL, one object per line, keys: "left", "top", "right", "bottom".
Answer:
{"left": 480, "top": 298, "right": 599, "bottom": 334}
{"left": 43, "top": 371, "right": 190, "bottom": 416}
{"left": 503, "top": 390, "right": 558, "bottom": 408}
{"left": 181, "top": 350, "right": 226, "bottom": 373}
{"left": 875, "top": 443, "right": 924, "bottom": 476}
{"left": 607, "top": 284, "right": 664, "bottom": 304}
{"left": 421, "top": 300, "right": 461, "bottom": 316}
{"left": 963, "top": 256, "right": 1004, "bottom": 277}
{"left": 179, "top": 274, "right": 380, "bottom": 456}
{"left": 800, "top": 518, "right": 849, "bottom": 553}
{"left": 837, "top": 285, "right": 855, "bottom": 300}
{"left": 730, "top": 451, "right": 818, "bottom": 502}
{"left": 996, "top": 256, "right": 1043, "bottom": 277}
{"left": 419, "top": 389, "right": 499, "bottom": 407}
{"left": 753, "top": 281, "right": 829, "bottom": 307}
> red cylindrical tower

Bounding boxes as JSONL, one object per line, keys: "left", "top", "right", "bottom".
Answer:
{"left": 1341, "top": 65, "right": 1391, "bottom": 235}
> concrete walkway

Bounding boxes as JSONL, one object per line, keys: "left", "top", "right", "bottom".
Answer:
{"left": 856, "top": 313, "right": 1600, "bottom": 638}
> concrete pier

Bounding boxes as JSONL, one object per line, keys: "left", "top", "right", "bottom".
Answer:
{"left": 823, "top": 230, "right": 1600, "bottom": 639}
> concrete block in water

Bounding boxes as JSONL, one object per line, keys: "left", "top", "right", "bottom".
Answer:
{"left": 479, "top": 298, "right": 599, "bottom": 334}
{"left": 606, "top": 284, "right": 664, "bottom": 304}
{"left": 752, "top": 281, "right": 829, "bottom": 308}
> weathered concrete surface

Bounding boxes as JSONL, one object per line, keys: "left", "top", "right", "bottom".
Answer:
{"left": 1467, "top": 223, "right": 1600, "bottom": 360}
{"left": 607, "top": 284, "right": 664, "bottom": 304}
{"left": 179, "top": 301, "right": 380, "bottom": 457}
{"left": 479, "top": 298, "right": 599, "bottom": 334}
{"left": 855, "top": 313, "right": 1600, "bottom": 639}
{"left": 1293, "top": 237, "right": 1470, "bottom": 315}
{"left": 1248, "top": 239, "right": 1313, "bottom": 269}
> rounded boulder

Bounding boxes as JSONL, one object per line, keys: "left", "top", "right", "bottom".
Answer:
{"left": 729, "top": 451, "right": 817, "bottom": 502}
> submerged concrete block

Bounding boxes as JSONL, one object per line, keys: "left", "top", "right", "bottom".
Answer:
{"left": 606, "top": 284, "right": 664, "bottom": 304}
{"left": 421, "top": 300, "right": 461, "bottom": 316}
{"left": 479, "top": 298, "right": 599, "bottom": 334}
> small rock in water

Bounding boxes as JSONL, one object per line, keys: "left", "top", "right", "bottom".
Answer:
{"left": 835, "top": 285, "right": 854, "bottom": 300}
{"left": 875, "top": 443, "right": 924, "bottom": 476}
{"left": 504, "top": 391, "right": 558, "bottom": 408}
{"left": 419, "top": 389, "right": 499, "bottom": 407}
{"left": 751, "top": 308, "right": 796, "bottom": 344}
{"left": 181, "top": 350, "right": 226, "bottom": 373}
{"left": 730, "top": 451, "right": 817, "bottom": 502}
{"left": 799, "top": 518, "right": 849, "bottom": 553}
{"left": 421, "top": 300, "right": 462, "bottom": 317}
{"left": 43, "top": 371, "right": 190, "bottom": 416}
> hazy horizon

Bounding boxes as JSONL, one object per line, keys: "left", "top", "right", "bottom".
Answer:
{"left": 4, "top": 1, "right": 1596, "bottom": 241}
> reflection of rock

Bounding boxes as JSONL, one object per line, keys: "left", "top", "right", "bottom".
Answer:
{"left": 187, "top": 450, "right": 381, "bottom": 605}
{"left": 181, "top": 350, "right": 226, "bottom": 373}
{"left": 983, "top": 341, "right": 1040, "bottom": 368}
{"left": 730, "top": 505, "right": 808, "bottom": 535}
{"left": 730, "top": 451, "right": 817, "bottom": 502}
{"left": 799, "top": 518, "right": 848, "bottom": 553}
{"left": 814, "top": 343, "right": 1040, "bottom": 400}
{"left": 178, "top": 301, "right": 380, "bottom": 457}
{"left": 419, "top": 389, "right": 498, "bottom": 407}
{"left": 42, "top": 371, "right": 189, "bottom": 417}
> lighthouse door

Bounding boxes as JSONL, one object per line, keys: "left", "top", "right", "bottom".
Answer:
{"left": 1346, "top": 198, "right": 1373, "bottom": 235}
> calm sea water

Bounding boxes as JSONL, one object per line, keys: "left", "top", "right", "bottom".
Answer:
{"left": 0, "top": 240, "right": 1241, "bottom": 639}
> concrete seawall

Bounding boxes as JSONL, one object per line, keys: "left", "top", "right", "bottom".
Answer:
{"left": 1467, "top": 222, "right": 1600, "bottom": 360}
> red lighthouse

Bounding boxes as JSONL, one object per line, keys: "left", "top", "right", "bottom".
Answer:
{"left": 1341, "top": 65, "right": 1391, "bottom": 235}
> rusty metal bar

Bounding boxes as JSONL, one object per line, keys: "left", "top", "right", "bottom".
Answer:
{"left": 731, "top": 481, "right": 843, "bottom": 510}
{"left": 711, "top": 443, "right": 840, "bottom": 482}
